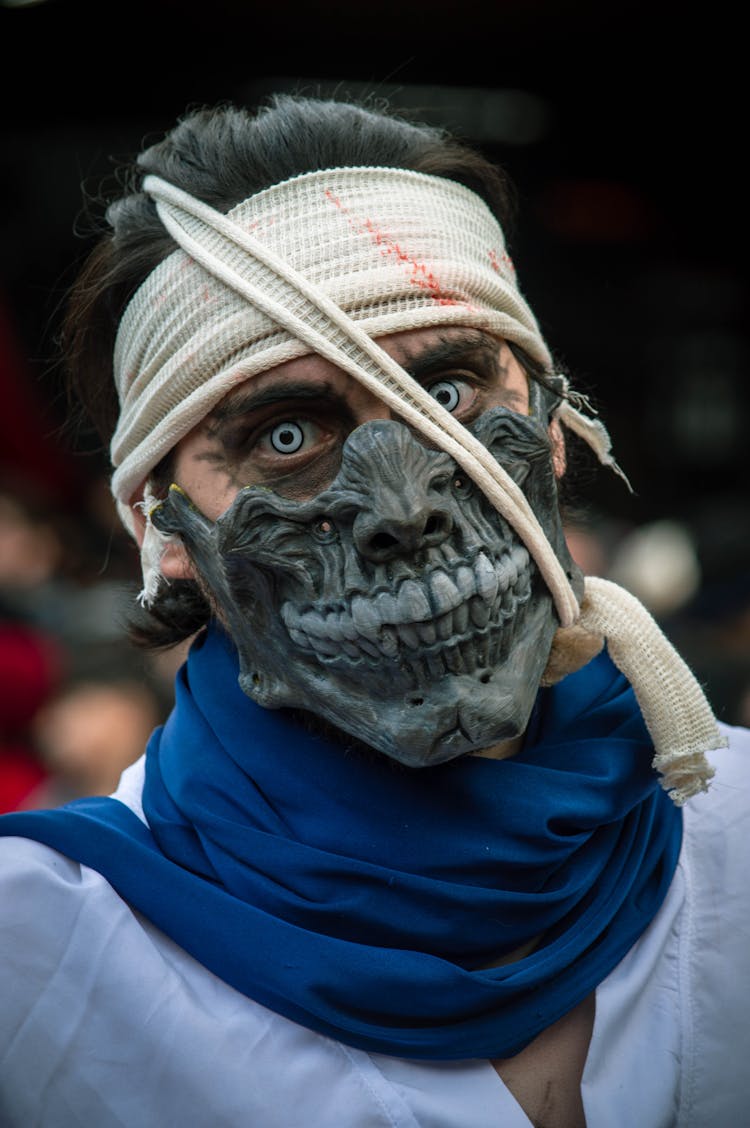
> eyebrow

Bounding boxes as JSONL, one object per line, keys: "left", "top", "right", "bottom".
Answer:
{"left": 204, "top": 380, "right": 344, "bottom": 431}
{"left": 397, "top": 330, "right": 503, "bottom": 380}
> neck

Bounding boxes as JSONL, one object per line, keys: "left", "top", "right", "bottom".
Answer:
{"left": 482, "top": 932, "right": 544, "bottom": 970}
{"left": 471, "top": 735, "right": 524, "bottom": 762}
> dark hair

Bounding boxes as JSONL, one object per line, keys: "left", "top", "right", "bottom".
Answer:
{"left": 61, "top": 94, "right": 545, "bottom": 649}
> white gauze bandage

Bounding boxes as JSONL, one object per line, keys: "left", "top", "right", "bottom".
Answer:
{"left": 112, "top": 166, "right": 722, "bottom": 800}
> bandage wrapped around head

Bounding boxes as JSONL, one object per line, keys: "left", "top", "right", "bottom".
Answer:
{"left": 114, "top": 169, "right": 555, "bottom": 531}
{"left": 111, "top": 166, "right": 723, "bottom": 802}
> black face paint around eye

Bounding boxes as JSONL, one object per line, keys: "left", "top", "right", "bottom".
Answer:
{"left": 152, "top": 406, "right": 584, "bottom": 768}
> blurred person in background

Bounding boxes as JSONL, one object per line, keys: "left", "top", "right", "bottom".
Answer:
{"left": 566, "top": 508, "right": 750, "bottom": 731}
{"left": 0, "top": 472, "right": 171, "bottom": 808}
{"left": 0, "top": 620, "right": 61, "bottom": 813}
{"left": 28, "top": 667, "right": 165, "bottom": 808}
{"left": 0, "top": 96, "right": 748, "bottom": 1127}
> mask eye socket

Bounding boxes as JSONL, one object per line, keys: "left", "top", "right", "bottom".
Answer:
{"left": 269, "top": 421, "right": 305, "bottom": 454}
{"left": 427, "top": 379, "right": 462, "bottom": 413}
{"left": 451, "top": 473, "right": 473, "bottom": 499}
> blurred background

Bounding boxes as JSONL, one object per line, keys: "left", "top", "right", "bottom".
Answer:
{"left": 0, "top": 0, "right": 747, "bottom": 809}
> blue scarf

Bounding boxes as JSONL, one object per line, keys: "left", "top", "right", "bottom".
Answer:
{"left": 0, "top": 623, "right": 681, "bottom": 1059}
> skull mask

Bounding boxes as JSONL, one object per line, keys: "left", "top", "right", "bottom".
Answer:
{"left": 152, "top": 395, "right": 584, "bottom": 768}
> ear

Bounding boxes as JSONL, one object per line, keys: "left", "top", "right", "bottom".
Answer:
{"left": 548, "top": 418, "right": 567, "bottom": 479}
{"left": 128, "top": 489, "right": 195, "bottom": 582}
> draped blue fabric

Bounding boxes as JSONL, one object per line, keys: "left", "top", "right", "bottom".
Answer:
{"left": 0, "top": 623, "right": 682, "bottom": 1059}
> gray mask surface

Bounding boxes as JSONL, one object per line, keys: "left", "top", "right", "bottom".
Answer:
{"left": 153, "top": 405, "right": 584, "bottom": 767}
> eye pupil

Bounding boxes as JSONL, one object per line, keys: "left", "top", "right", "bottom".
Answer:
{"left": 429, "top": 380, "right": 460, "bottom": 412}
{"left": 270, "top": 421, "right": 304, "bottom": 453}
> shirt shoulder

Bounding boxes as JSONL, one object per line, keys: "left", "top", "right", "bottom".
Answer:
{"left": 677, "top": 723, "right": 750, "bottom": 1123}
{"left": 682, "top": 723, "right": 750, "bottom": 888}
{"left": 702, "top": 721, "right": 750, "bottom": 794}
{"left": 0, "top": 835, "right": 116, "bottom": 1004}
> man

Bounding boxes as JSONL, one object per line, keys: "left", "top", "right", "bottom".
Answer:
{"left": 1, "top": 95, "right": 747, "bottom": 1127}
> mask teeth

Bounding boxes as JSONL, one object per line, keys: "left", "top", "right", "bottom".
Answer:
{"left": 279, "top": 548, "right": 534, "bottom": 666}
{"left": 469, "top": 596, "right": 491, "bottom": 629}
{"left": 287, "top": 548, "right": 532, "bottom": 636}
{"left": 443, "top": 642, "right": 466, "bottom": 674}
{"left": 282, "top": 589, "right": 529, "bottom": 672}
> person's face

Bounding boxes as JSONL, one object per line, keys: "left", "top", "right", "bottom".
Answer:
{"left": 143, "top": 327, "right": 577, "bottom": 767}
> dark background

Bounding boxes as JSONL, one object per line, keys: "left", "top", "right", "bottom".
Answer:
{"left": 0, "top": 0, "right": 748, "bottom": 719}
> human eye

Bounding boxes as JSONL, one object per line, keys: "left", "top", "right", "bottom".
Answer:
{"left": 425, "top": 375, "right": 476, "bottom": 416}
{"left": 255, "top": 418, "right": 324, "bottom": 458}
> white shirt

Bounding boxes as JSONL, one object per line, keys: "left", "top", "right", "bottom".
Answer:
{"left": 1, "top": 726, "right": 748, "bottom": 1127}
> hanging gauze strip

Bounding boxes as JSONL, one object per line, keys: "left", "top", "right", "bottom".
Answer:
{"left": 136, "top": 173, "right": 721, "bottom": 802}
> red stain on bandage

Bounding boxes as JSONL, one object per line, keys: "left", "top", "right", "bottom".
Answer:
{"left": 324, "top": 189, "right": 466, "bottom": 307}
{"left": 488, "top": 248, "right": 515, "bottom": 276}
{"left": 242, "top": 216, "right": 276, "bottom": 236}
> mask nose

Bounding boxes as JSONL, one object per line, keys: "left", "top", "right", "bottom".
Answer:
{"left": 354, "top": 504, "right": 453, "bottom": 562}
{"left": 345, "top": 420, "right": 455, "bottom": 563}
